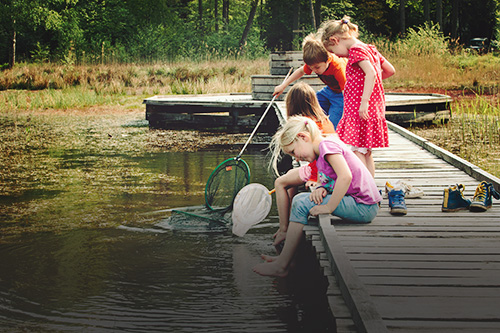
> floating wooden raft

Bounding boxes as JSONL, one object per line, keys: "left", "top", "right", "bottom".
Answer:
{"left": 144, "top": 51, "right": 452, "bottom": 130}
{"left": 252, "top": 51, "right": 452, "bottom": 126}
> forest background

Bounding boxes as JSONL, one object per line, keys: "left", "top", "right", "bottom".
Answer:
{"left": 1, "top": 0, "right": 499, "bottom": 65}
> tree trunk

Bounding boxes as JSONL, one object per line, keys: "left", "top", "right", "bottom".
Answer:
{"left": 214, "top": 0, "right": 219, "bottom": 32}
{"left": 198, "top": 0, "right": 203, "bottom": 28}
{"left": 239, "top": 0, "right": 258, "bottom": 54}
{"left": 451, "top": 0, "right": 459, "bottom": 40}
{"left": 223, "top": 0, "right": 229, "bottom": 26}
{"left": 399, "top": 0, "right": 406, "bottom": 37}
{"left": 314, "top": 0, "right": 322, "bottom": 26}
{"left": 436, "top": 0, "right": 443, "bottom": 30}
{"left": 10, "top": 19, "right": 16, "bottom": 68}
{"left": 424, "top": 0, "right": 430, "bottom": 23}
{"left": 309, "top": 0, "right": 316, "bottom": 29}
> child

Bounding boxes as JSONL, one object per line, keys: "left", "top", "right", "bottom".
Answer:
{"left": 319, "top": 16, "right": 395, "bottom": 177}
{"left": 273, "top": 33, "right": 347, "bottom": 129}
{"left": 271, "top": 82, "right": 336, "bottom": 247}
{"left": 254, "top": 116, "right": 381, "bottom": 277}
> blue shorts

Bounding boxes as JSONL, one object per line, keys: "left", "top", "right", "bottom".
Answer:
{"left": 289, "top": 192, "right": 378, "bottom": 225}
{"left": 316, "top": 87, "right": 344, "bottom": 129}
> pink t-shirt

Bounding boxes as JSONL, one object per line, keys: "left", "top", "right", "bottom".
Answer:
{"left": 316, "top": 137, "right": 382, "bottom": 205}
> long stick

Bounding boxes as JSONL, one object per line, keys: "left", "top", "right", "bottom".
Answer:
{"left": 236, "top": 67, "right": 293, "bottom": 159}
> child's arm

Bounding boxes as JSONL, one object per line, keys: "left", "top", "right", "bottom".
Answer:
{"left": 273, "top": 67, "right": 305, "bottom": 97}
{"left": 309, "top": 154, "right": 352, "bottom": 216}
{"left": 381, "top": 59, "right": 395, "bottom": 79}
{"left": 357, "top": 60, "right": 376, "bottom": 120}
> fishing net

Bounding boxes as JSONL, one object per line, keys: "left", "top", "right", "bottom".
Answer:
{"left": 205, "top": 158, "right": 251, "bottom": 212}
{"left": 166, "top": 158, "right": 250, "bottom": 230}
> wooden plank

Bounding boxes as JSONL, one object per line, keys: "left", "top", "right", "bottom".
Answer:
{"left": 319, "top": 215, "right": 389, "bottom": 333}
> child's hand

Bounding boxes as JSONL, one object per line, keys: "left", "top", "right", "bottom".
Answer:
{"left": 309, "top": 204, "right": 332, "bottom": 216}
{"left": 305, "top": 180, "right": 318, "bottom": 190}
{"left": 273, "top": 84, "right": 285, "bottom": 97}
{"left": 310, "top": 187, "right": 327, "bottom": 204}
{"left": 359, "top": 101, "right": 369, "bottom": 120}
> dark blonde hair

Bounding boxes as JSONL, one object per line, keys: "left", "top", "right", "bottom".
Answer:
{"left": 286, "top": 81, "right": 328, "bottom": 122}
{"left": 269, "top": 116, "right": 322, "bottom": 176}
{"left": 302, "top": 33, "right": 328, "bottom": 65}
{"left": 319, "top": 16, "right": 359, "bottom": 45}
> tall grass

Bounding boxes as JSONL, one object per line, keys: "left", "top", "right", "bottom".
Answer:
{"left": 409, "top": 95, "right": 500, "bottom": 177}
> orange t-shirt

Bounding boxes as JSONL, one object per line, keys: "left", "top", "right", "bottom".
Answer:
{"left": 309, "top": 118, "right": 335, "bottom": 182}
{"left": 304, "top": 53, "right": 347, "bottom": 93}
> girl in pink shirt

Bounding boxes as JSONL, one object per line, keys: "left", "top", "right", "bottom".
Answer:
{"left": 253, "top": 116, "right": 381, "bottom": 277}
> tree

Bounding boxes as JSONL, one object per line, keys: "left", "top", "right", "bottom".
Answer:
{"left": 239, "top": 0, "right": 259, "bottom": 53}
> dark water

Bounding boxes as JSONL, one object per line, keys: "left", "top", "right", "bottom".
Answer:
{"left": 0, "top": 150, "right": 335, "bottom": 332}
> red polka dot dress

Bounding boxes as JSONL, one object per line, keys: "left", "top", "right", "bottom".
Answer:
{"left": 336, "top": 43, "right": 389, "bottom": 149}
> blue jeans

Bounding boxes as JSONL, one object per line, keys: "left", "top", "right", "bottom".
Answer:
{"left": 289, "top": 192, "right": 378, "bottom": 225}
{"left": 316, "top": 87, "right": 344, "bottom": 129}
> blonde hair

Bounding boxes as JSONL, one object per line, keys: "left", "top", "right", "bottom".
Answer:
{"left": 286, "top": 81, "right": 328, "bottom": 122}
{"left": 319, "top": 16, "right": 359, "bottom": 45}
{"left": 302, "top": 33, "right": 328, "bottom": 65}
{"left": 269, "top": 116, "right": 322, "bottom": 176}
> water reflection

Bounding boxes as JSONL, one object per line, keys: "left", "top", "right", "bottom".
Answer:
{"left": 0, "top": 150, "right": 334, "bottom": 332}
{"left": 0, "top": 228, "right": 334, "bottom": 332}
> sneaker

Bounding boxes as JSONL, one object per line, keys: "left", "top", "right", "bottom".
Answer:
{"left": 469, "top": 181, "right": 500, "bottom": 212}
{"left": 441, "top": 184, "right": 471, "bottom": 212}
{"left": 388, "top": 189, "right": 407, "bottom": 215}
{"left": 385, "top": 180, "right": 424, "bottom": 199}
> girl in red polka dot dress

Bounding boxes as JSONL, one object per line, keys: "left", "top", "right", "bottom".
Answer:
{"left": 319, "top": 16, "right": 395, "bottom": 177}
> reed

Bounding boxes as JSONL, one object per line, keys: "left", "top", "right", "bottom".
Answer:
{"left": 408, "top": 95, "right": 500, "bottom": 177}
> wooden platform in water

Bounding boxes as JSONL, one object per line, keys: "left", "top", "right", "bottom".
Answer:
{"left": 304, "top": 122, "right": 500, "bottom": 332}
{"left": 144, "top": 92, "right": 451, "bottom": 130}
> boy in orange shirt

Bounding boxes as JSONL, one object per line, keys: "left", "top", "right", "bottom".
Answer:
{"left": 273, "top": 33, "right": 347, "bottom": 128}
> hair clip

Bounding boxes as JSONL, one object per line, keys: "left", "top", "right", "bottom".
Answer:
{"left": 304, "top": 120, "right": 308, "bottom": 126}
{"left": 341, "top": 19, "right": 348, "bottom": 24}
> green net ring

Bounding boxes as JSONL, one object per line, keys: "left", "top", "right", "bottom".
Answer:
{"left": 204, "top": 157, "right": 251, "bottom": 212}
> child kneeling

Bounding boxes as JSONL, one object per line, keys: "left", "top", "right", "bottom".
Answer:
{"left": 253, "top": 116, "right": 381, "bottom": 277}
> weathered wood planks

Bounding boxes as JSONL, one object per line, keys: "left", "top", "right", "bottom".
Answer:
{"left": 310, "top": 122, "right": 500, "bottom": 332}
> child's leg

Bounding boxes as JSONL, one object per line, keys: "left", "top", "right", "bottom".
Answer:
{"left": 327, "top": 92, "right": 344, "bottom": 129}
{"left": 353, "top": 150, "right": 375, "bottom": 178}
{"left": 316, "top": 88, "right": 331, "bottom": 117}
{"left": 274, "top": 168, "right": 305, "bottom": 245}
{"left": 252, "top": 221, "right": 305, "bottom": 277}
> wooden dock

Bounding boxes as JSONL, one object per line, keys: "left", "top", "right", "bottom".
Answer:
{"left": 144, "top": 92, "right": 451, "bottom": 130}
{"left": 304, "top": 122, "right": 500, "bottom": 332}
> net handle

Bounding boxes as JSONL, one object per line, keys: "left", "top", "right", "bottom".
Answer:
{"left": 236, "top": 67, "right": 293, "bottom": 159}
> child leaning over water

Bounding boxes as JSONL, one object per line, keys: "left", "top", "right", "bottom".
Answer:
{"left": 319, "top": 16, "right": 395, "bottom": 177}
{"left": 273, "top": 33, "right": 346, "bottom": 129}
{"left": 272, "top": 82, "right": 336, "bottom": 247}
{"left": 254, "top": 116, "right": 381, "bottom": 277}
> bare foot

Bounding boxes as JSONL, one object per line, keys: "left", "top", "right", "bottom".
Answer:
{"left": 252, "top": 261, "right": 289, "bottom": 277}
{"left": 260, "top": 254, "right": 277, "bottom": 262}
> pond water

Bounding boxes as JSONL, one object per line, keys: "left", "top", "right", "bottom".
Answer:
{"left": 0, "top": 150, "right": 335, "bottom": 332}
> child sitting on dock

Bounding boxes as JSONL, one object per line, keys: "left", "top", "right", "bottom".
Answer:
{"left": 272, "top": 82, "right": 336, "bottom": 247}
{"left": 273, "top": 33, "right": 346, "bottom": 129}
{"left": 254, "top": 116, "right": 381, "bottom": 277}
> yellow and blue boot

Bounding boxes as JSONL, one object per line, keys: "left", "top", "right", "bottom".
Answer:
{"left": 442, "top": 184, "right": 471, "bottom": 212}
{"left": 469, "top": 181, "right": 500, "bottom": 212}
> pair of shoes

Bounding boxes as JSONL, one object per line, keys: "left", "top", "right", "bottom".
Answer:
{"left": 442, "top": 182, "right": 500, "bottom": 212}
{"left": 388, "top": 189, "right": 407, "bottom": 215}
{"left": 442, "top": 184, "right": 470, "bottom": 212}
{"left": 385, "top": 180, "right": 424, "bottom": 199}
{"left": 469, "top": 181, "right": 500, "bottom": 212}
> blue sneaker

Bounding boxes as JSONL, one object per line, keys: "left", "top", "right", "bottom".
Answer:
{"left": 388, "top": 189, "right": 407, "bottom": 215}
{"left": 469, "top": 181, "right": 500, "bottom": 212}
{"left": 441, "top": 184, "right": 471, "bottom": 212}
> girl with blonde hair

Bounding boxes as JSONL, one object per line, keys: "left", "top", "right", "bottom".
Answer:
{"left": 254, "top": 116, "right": 381, "bottom": 277}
